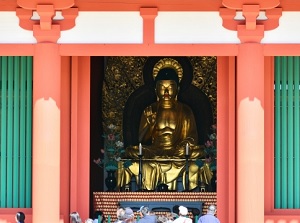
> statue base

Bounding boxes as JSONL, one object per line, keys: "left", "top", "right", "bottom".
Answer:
{"left": 117, "top": 159, "right": 215, "bottom": 192}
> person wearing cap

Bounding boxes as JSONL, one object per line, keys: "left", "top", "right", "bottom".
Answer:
{"left": 197, "top": 205, "right": 220, "bottom": 223}
{"left": 122, "top": 207, "right": 136, "bottom": 223}
{"left": 172, "top": 206, "right": 192, "bottom": 223}
{"left": 137, "top": 206, "right": 157, "bottom": 223}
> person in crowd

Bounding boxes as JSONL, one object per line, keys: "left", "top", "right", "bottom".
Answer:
{"left": 137, "top": 206, "right": 144, "bottom": 220}
{"left": 197, "top": 205, "right": 220, "bottom": 223}
{"left": 191, "top": 209, "right": 201, "bottom": 223}
{"left": 93, "top": 210, "right": 106, "bottom": 223}
{"left": 86, "top": 219, "right": 94, "bottom": 223}
{"left": 172, "top": 205, "right": 179, "bottom": 219}
{"left": 165, "top": 212, "right": 177, "bottom": 222}
{"left": 157, "top": 215, "right": 169, "bottom": 223}
{"left": 172, "top": 206, "right": 192, "bottom": 223}
{"left": 114, "top": 207, "right": 126, "bottom": 223}
{"left": 70, "top": 211, "right": 82, "bottom": 223}
{"left": 137, "top": 206, "right": 157, "bottom": 223}
{"left": 15, "top": 212, "right": 25, "bottom": 223}
{"left": 122, "top": 207, "right": 135, "bottom": 223}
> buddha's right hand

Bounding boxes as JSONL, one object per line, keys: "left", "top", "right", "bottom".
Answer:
{"left": 144, "top": 106, "right": 156, "bottom": 125}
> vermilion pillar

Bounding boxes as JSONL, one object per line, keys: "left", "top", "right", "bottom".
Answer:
{"left": 16, "top": 3, "right": 78, "bottom": 222}
{"left": 236, "top": 42, "right": 264, "bottom": 223}
{"left": 236, "top": 12, "right": 265, "bottom": 220}
{"left": 220, "top": 3, "right": 280, "bottom": 221}
{"left": 32, "top": 42, "right": 61, "bottom": 223}
{"left": 32, "top": 24, "right": 61, "bottom": 223}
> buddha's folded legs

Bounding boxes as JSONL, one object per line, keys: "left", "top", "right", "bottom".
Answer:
{"left": 117, "top": 161, "right": 161, "bottom": 190}
{"left": 117, "top": 160, "right": 204, "bottom": 191}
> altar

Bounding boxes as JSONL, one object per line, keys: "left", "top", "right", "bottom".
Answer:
{"left": 93, "top": 192, "right": 217, "bottom": 221}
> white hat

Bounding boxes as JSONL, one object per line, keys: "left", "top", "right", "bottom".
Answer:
{"left": 179, "top": 206, "right": 188, "bottom": 216}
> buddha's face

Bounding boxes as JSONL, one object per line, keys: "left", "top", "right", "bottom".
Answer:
{"left": 156, "top": 79, "right": 178, "bottom": 101}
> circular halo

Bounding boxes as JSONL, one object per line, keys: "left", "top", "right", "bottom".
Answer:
{"left": 153, "top": 58, "right": 183, "bottom": 82}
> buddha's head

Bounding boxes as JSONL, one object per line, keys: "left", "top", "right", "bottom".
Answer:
{"left": 155, "top": 68, "right": 179, "bottom": 101}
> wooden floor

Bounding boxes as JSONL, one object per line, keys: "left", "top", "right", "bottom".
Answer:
{"left": 93, "top": 192, "right": 217, "bottom": 222}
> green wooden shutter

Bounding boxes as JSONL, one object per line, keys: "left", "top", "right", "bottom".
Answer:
{"left": 274, "top": 56, "right": 300, "bottom": 209}
{"left": 0, "top": 56, "right": 32, "bottom": 208}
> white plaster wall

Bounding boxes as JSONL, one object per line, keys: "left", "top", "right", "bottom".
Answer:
{"left": 262, "top": 12, "right": 300, "bottom": 43}
{"left": 59, "top": 11, "right": 143, "bottom": 43}
{"left": 0, "top": 11, "right": 300, "bottom": 44}
{"left": 0, "top": 12, "right": 36, "bottom": 43}
{"left": 155, "top": 12, "right": 239, "bottom": 43}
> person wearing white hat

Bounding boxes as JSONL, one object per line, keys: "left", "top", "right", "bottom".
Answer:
{"left": 198, "top": 205, "right": 220, "bottom": 223}
{"left": 172, "top": 206, "right": 192, "bottom": 223}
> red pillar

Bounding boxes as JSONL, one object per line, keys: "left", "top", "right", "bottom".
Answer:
{"left": 236, "top": 42, "right": 265, "bottom": 222}
{"left": 69, "top": 56, "right": 91, "bottom": 219}
{"left": 32, "top": 24, "right": 61, "bottom": 223}
{"left": 219, "top": 3, "right": 281, "bottom": 222}
{"left": 235, "top": 6, "right": 265, "bottom": 223}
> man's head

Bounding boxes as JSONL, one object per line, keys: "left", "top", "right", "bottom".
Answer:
{"left": 16, "top": 212, "right": 25, "bottom": 223}
{"left": 191, "top": 208, "right": 200, "bottom": 217}
{"left": 172, "top": 205, "right": 180, "bottom": 215}
{"left": 207, "top": 205, "right": 216, "bottom": 215}
{"left": 116, "top": 207, "right": 126, "bottom": 220}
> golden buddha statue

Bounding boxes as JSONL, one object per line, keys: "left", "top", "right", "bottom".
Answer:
{"left": 119, "top": 66, "right": 207, "bottom": 191}
{"left": 125, "top": 68, "right": 203, "bottom": 159}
